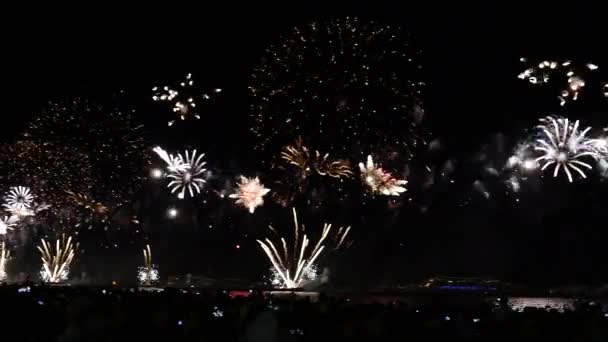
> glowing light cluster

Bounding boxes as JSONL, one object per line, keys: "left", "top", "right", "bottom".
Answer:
{"left": 138, "top": 244, "right": 159, "bottom": 286}
{"left": 153, "top": 73, "right": 222, "bottom": 126}
{"left": 257, "top": 208, "right": 350, "bottom": 289}
{"left": 229, "top": 176, "right": 270, "bottom": 213}
{"left": 37, "top": 235, "right": 78, "bottom": 283}
{"left": 358, "top": 155, "right": 408, "bottom": 196}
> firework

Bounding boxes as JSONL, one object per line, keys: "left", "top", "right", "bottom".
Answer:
{"left": 518, "top": 58, "right": 601, "bottom": 106}
{"left": 533, "top": 117, "right": 596, "bottom": 182}
{"left": 138, "top": 244, "right": 159, "bottom": 286}
{"left": 358, "top": 155, "right": 408, "bottom": 196}
{"left": 250, "top": 17, "right": 425, "bottom": 158}
{"left": 603, "top": 83, "right": 608, "bottom": 97}
{"left": 23, "top": 98, "right": 149, "bottom": 209}
{"left": 279, "top": 137, "right": 353, "bottom": 180}
{"left": 152, "top": 146, "right": 188, "bottom": 172}
{"left": 0, "top": 141, "right": 95, "bottom": 211}
{"left": 152, "top": 73, "right": 222, "bottom": 126}
{"left": 4, "top": 186, "right": 34, "bottom": 210}
{"left": 0, "top": 216, "right": 17, "bottom": 235}
{"left": 166, "top": 150, "right": 207, "bottom": 199}
{"left": 65, "top": 190, "right": 109, "bottom": 215}
{"left": 37, "top": 234, "right": 79, "bottom": 283}
{"left": 256, "top": 208, "right": 350, "bottom": 289}
{"left": 0, "top": 242, "right": 9, "bottom": 281}
{"left": 229, "top": 176, "right": 270, "bottom": 213}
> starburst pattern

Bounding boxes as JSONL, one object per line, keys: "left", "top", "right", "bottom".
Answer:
{"left": 257, "top": 208, "right": 350, "bottom": 289}
{"left": 37, "top": 235, "right": 78, "bottom": 283}
{"left": 229, "top": 176, "right": 270, "bottom": 213}
{"left": 358, "top": 155, "right": 408, "bottom": 196}
{"left": 167, "top": 150, "right": 207, "bottom": 199}
{"left": 534, "top": 117, "right": 596, "bottom": 182}
{"left": 4, "top": 186, "right": 34, "bottom": 210}
{"left": 152, "top": 73, "right": 222, "bottom": 126}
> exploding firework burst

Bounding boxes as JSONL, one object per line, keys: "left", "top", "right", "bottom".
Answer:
{"left": 229, "top": 176, "right": 270, "bottom": 213}
{"left": 533, "top": 117, "right": 597, "bottom": 182}
{"left": 165, "top": 150, "right": 207, "bottom": 199}
{"left": 518, "top": 58, "right": 601, "bottom": 106}
{"left": 138, "top": 244, "right": 159, "bottom": 286}
{"left": 152, "top": 73, "right": 222, "bottom": 126}
{"left": 0, "top": 242, "right": 9, "bottom": 281}
{"left": 250, "top": 17, "right": 426, "bottom": 158}
{"left": 4, "top": 186, "right": 34, "bottom": 210}
{"left": 37, "top": 234, "right": 79, "bottom": 283}
{"left": 358, "top": 155, "right": 408, "bottom": 196}
{"left": 23, "top": 98, "right": 150, "bottom": 209}
{"left": 257, "top": 208, "right": 350, "bottom": 289}
{"left": 0, "top": 216, "right": 17, "bottom": 235}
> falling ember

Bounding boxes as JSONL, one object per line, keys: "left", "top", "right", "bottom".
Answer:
{"left": 0, "top": 242, "right": 9, "bottom": 281}
{"left": 150, "top": 168, "right": 164, "bottom": 179}
{"left": 37, "top": 235, "right": 79, "bottom": 283}
{"left": 358, "top": 155, "right": 408, "bottom": 196}
{"left": 256, "top": 208, "right": 350, "bottom": 289}
{"left": 138, "top": 244, "right": 159, "bottom": 286}
{"left": 229, "top": 176, "right": 270, "bottom": 213}
{"left": 533, "top": 117, "right": 597, "bottom": 182}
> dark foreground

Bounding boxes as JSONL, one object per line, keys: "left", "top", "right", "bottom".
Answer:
{"left": 1, "top": 285, "right": 607, "bottom": 341}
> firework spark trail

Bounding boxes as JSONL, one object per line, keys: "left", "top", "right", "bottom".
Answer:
{"left": 166, "top": 150, "right": 207, "bottom": 199}
{"left": 152, "top": 146, "right": 189, "bottom": 172}
{"left": 358, "top": 155, "right": 408, "bottom": 196}
{"left": 138, "top": 244, "right": 159, "bottom": 286}
{"left": 256, "top": 208, "right": 350, "bottom": 289}
{"left": 229, "top": 176, "right": 270, "bottom": 213}
{"left": 0, "top": 242, "right": 9, "bottom": 281}
{"left": 152, "top": 73, "right": 222, "bottom": 126}
{"left": 37, "top": 234, "right": 78, "bottom": 283}
{"left": 533, "top": 117, "right": 597, "bottom": 182}
{"left": 250, "top": 17, "right": 426, "bottom": 158}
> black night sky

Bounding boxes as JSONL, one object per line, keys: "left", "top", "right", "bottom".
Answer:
{"left": 2, "top": 5, "right": 607, "bottom": 287}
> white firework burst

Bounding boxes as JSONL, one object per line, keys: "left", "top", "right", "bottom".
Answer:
{"left": 137, "top": 265, "right": 159, "bottom": 285}
{"left": 534, "top": 117, "right": 597, "bottom": 182}
{"left": 4, "top": 186, "right": 34, "bottom": 210}
{"left": 0, "top": 216, "right": 17, "bottom": 235}
{"left": 152, "top": 146, "right": 189, "bottom": 173}
{"left": 229, "top": 176, "right": 270, "bottom": 213}
{"left": 358, "top": 155, "right": 408, "bottom": 196}
{"left": 167, "top": 150, "right": 207, "bottom": 199}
